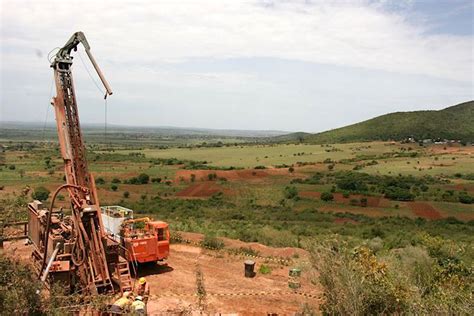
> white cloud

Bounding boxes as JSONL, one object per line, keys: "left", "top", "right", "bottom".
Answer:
{"left": 1, "top": 0, "right": 472, "bottom": 81}
{"left": 0, "top": 0, "right": 472, "bottom": 131}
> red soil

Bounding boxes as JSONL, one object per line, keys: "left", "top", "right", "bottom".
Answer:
{"left": 408, "top": 202, "right": 443, "bottom": 220}
{"left": 333, "top": 218, "right": 358, "bottom": 225}
{"left": 3, "top": 234, "right": 320, "bottom": 314}
{"left": 175, "top": 168, "right": 299, "bottom": 183}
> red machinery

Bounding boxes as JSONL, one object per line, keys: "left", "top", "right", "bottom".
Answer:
{"left": 101, "top": 206, "right": 170, "bottom": 264}
{"left": 28, "top": 32, "right": 132, "bottom": 294}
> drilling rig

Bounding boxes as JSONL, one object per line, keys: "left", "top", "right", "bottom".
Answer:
{"left": 28, "top": 32, "right": 132, "bottom": 294}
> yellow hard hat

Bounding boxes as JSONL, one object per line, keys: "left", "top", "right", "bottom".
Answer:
{"left": 139, "top": 277, "right": 146, "bottom": 285}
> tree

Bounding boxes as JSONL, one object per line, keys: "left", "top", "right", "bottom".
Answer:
{"left": 137, "top": 173, "right": 150, "bottom": 184}
{"left": 32, "top": 186, "right": 50, "bottom": 201}
{"left": 321, "top": 192, "right": 334, "bottom": 201}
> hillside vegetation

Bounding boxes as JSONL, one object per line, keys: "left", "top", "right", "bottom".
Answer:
{"left": 299, "top": 100, "right": 474, "bottom": 143}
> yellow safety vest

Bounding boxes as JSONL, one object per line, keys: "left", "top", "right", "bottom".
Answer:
{"left": 113, "top": 297, "right": 131, "bottom": 308}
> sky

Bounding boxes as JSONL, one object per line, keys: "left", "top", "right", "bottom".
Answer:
{"left": 1, "top": 0, "right": 473, "bottom": 133}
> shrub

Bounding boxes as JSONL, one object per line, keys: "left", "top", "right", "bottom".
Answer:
{"left": 207, "top": 173, "right": 217, "bottom": 181}
{"left": 288, "top": 166, "right": 295, "bottom": 173}
{"left": 0, "top": 256, "right": 42, "bottom": 314}
{"left": 111, "top": 178, "right": 121, "bottom": 183}
{"left": 111, "top": 184, "right": 118, "bottom": 191}
{"left": 254, "top": 165, "right": 266, "bottom": 169}
{"left": 259, "top": 264, "right": 272, "bottom": 275}
{"left": 95, "top": 177, "right": 106, "bottom": 185}
{"left": 151, "top": 177, "right": 162, "bottom": 183}
{"left": 312, "top": 244, "right": 406, "bottom": 315}
{"left": 137, "top": 173, "right": 150, "bottom": 184}
{"left": 360, "top": 197, "right": 368, "bottom": 207}
{"left": 201, "top": 236, "right": 224, "bottom": 250}
{"left": 284, "top": 186, "right": 299, "bottom": 200}
{"left": 458, "top": 193, "right": 473, "bottom": 204}
{"left": 32, "top": 186, "right": 50, "bottom": 201}
{"left": 8, "top": 164, "right": 15, "bottom": 170}
{"left": 321, "top": 192, "right": 334, "bottom": 201}
{"left": 123, "top": 191, "right": 130, "bottom": 198}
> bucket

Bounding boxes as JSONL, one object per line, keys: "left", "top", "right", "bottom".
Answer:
{"left": 289, "top": 268, "right": 301, "bottom": 277}
{"left": 244, "top": 260, "right": 255, "bottom": 278}
{"left": 288, "top": 267, "right": 301, "bottom": 289}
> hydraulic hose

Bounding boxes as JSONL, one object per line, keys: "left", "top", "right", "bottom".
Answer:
{"left": 38, "top": 184, "right": 88, "bottom": 280}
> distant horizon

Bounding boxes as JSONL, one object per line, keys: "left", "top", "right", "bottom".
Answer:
{"left": 2, "top": 99, "right": 472, "bottom": 135}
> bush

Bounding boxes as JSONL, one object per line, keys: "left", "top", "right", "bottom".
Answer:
{"left": 123, "top": 191, "right": 130, "bottom": 198}
{"left": 95, "top": 177, "right": 106, "bottom": 185}
{"left": 254, "top": 165, "right": 266, "bottom": 169}
{"left": 207, "top": 173, "right": 217, "bottom": 181}
{"left": 111, "top": 178, "right": 121, "bottom": 183}
{"left": 151, "top": 177, "right": 162, "bottom": 183}
{"left": 312, "top": 244, "right": 406, "bottom": 315}
{"left": 258, "top": 264, "right": 272, "bottom": 275}
{"left": 0, "top": 256, "right": 42, "bottom": 314}
{"left": 360, "top": 197, "right": 368, "bottom": 207}
{"left": 201, "top": 236, "right": 224, "bottom": 250}
{"left": 458, "top": 193, "right": 473, "bottom": 204}
{"left": 284, "top": 186, "right": 299, "bottom": 200}
{"left": 137, "top": 173, "right": 150, "bottom": 184}
{"left": 8, "top": 164, "right": 15, "bottom": 170}
{"left": 32, "top": 186, "right": 50, "bottom": 201}
{"left": 321, "top": 192, "right": 334, "bottom": 201}
{"left": 111, "top": 184, "right": 118, "bottom": 191}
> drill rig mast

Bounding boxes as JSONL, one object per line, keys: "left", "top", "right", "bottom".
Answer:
{"left": 28, "top": 32, "right": 128, "bottom": 295}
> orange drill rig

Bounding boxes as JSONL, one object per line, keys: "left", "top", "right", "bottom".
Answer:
{"left": 28, "top": 32, "right": 132, "bottom": 294}
{"left": 101, "top": 206, "right": 170, "bottom": 264}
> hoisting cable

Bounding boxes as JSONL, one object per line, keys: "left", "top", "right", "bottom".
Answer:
{"left": 77, "top": 49, "right": 104, "bottom": 96}
{"left": 77, "top": 49, "right": 109, "bottom": 147}
{"left": 104, "top": 97, "right": 108, "bottom": 147}
{"left": 42, "top": 78, "right": 54, "bottom": 142}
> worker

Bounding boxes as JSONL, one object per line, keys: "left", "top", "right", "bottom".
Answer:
{"left": 135, "top": 277, "right": 150, "bottom": 302}
{"left": 131, "top": 296, "right": 146, "bottom": 315}
{"left": 110, "top": 291, "right": 132, "bottom": 313}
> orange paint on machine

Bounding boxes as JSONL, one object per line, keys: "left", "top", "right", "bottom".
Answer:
{"left": 101, "top": 206, "right": 170, "bottom": 264}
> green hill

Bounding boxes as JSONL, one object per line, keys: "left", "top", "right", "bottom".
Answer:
{"left": 300, "top": 100, "right": 474, "bottom": 143}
